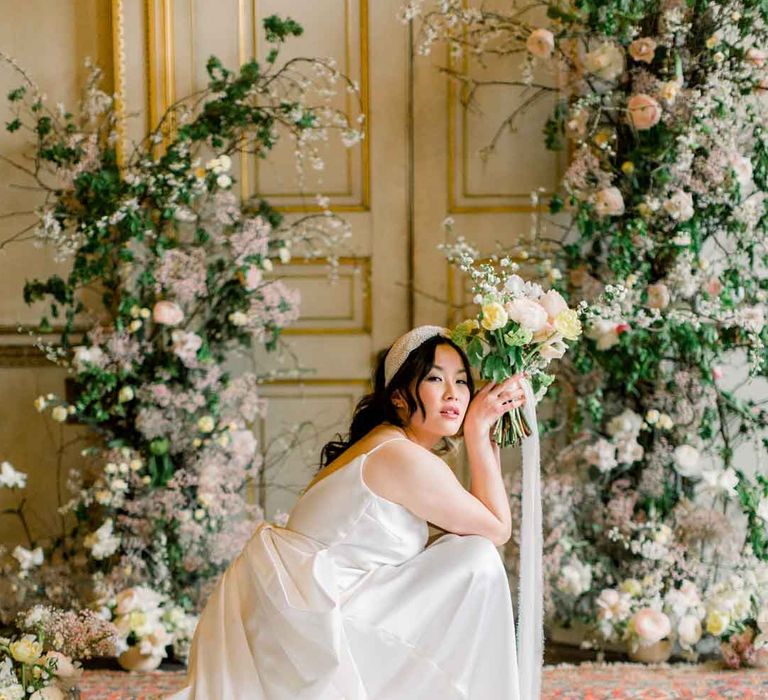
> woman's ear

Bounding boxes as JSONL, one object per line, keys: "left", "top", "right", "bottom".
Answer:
{"left": 391, "top": 389, "right": 405, "bottom": 409}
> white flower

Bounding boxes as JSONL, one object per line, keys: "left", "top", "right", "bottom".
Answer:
{"left": 83, "top": 518, "right": 120, "bottom": 560}
{"left": 596, "top": 588, "right": 632, "bottom": 622}
{"left": 504, "top": 298, "right": 547, "bottom": 332}
{"left": 615, "top": 437, "right": 644, "bottom": 465}
{"left": 0, "top": 684, "right": 25, "bottom": 700}
{"left": 663, "top": 190, "right": 694, "bottom": 221}
{"left": 741, "top": 305, "right": 765, "bottom": 333}
{"left": 118, "top": 386, "right": 134, "bottom": 403}
{"left": 757, "top": 605, "right": 768, "bottom": 633}
{"left": 645, "top": 409, "right": 660, "bottom": 425}
{"left": 72, "top": 345, "right": 106, "bottom": 372}
{"left": 700, "top": 467, "right": 739, "bottom": 498}
{"left": 631, "top": 608, "right": 671, "bottom": 645}
{"left": 197, "top": 416, "right": 215, "bottom": 433}
{"left": 606, "top": 409, "right": 643, "bottom": 439}
{"left": 583, "top": 43, "right": 625, "bottom": 81}
{"left": 673, "top": 444, "right": 701, "bottom": 478}
{"left": 587, "top": 318, "right": 621, "bottom": 350}
{"left": 657, "top": 413, "right": 674, "bottom": 430}
{"left": 728, "top": 152, "right": 753, "bottom": 191}
{"left": 584, "top": 438, "right": 618, "bottom": 473}
{"left": 216, "top": 174, "right": 232, "bottom": 189}
{"left": 34, "top": 395, "right": 47, "bottom": 412}
{"left": 503, "top": 274, "right": 525, "bottom": 295}
{"left": 12, "top": 545, "right": 43, "bottom": 571}
{"left": 0, "top": 462, "right": 27, "bottom": 489}
{"left": 557, "top": 558, "right": 593, "bottom": 596}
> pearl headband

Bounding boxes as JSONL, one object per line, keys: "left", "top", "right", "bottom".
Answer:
{"left": 383, "top": 325, "right": 451, "bottom": 387}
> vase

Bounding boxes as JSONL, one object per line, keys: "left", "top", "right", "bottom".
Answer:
{"left": 627, "top": 639, "right": 673, "bottom": 664}
{"left": 117, "top": 646, "right": 163, "bottom": 672}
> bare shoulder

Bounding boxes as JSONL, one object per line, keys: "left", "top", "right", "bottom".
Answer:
{"left": 363, "top": 436, "right": 458, "bottom": 503}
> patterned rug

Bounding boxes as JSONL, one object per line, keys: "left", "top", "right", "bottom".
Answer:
{"left": 76, "top": 661, "right": 768, "bottom": 699}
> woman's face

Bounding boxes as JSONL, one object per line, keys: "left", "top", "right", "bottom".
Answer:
{"left": 399, "top": 344, "right": 472, "bottom": 445}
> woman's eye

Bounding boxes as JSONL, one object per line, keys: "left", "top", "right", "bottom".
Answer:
{"left": 427, "top": 376, "right": 441, "bottom": 381}
{"left": 457, "top": 379, "right": 468, "bottom": 385}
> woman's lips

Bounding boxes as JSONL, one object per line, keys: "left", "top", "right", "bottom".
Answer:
{"left": 440, "top": 409, "right": 460, "bottom": 419}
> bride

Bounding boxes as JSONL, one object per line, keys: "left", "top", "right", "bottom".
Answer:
{"left": 168, "top": 325, "right": 540, "bottom": 699}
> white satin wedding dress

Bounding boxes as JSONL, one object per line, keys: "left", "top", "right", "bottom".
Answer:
{"left": 167, "top": 436, "right": 520, "bottom": 700}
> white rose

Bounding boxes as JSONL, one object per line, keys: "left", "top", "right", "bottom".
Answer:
{"left": 0, "top": 461, "right": 27, "bottom": 489}
{"left": 503, "top": 274, "right": 525, "bottom": 295}
{"left": 673, "top": 444, "right": 701, "bottom": 478}
{"left": 557, "top": 559, "right": 592, "bottom": 596}
{"left": 677, "top": 615, "right": 702, "bottom": 649}
{"left": 594, "top": 187, "right": 625, "bottom": 218}
{"left": 228, "top": 311, "right": 249, "bottom": 327}
{"left": 505, "top": 298, "right": 548, "bottom": 332}
{"left": 216, "top": 174, "right": 232, "bottom": 189}
{"left": 663, "top": 190, "right": 694, "bottom": 221}
{"left": 606, "top": 409, "right": 643, "bottom": 438}
{"left": 584, "top": 43, "right": 625, "bottom": 81}
{"left": 584, "top": 438, "right": 618, "bottom": 473}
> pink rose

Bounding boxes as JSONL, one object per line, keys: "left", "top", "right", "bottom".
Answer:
{"left": 539, "top": 289, "right": 569, "bottom": 321}
{"left": 632, "top": 608, "right": 671, "bottom": 644}
{"left": 152, "top": 300, "right": 184, "bottom": 326}
{"left": 629, "top": 37, "right": 657, "bottom": 64}
{"left": 627, "top": 94, "right": 662, "bottom": 130}
{"left": 705, "top": 276, "right": 723, "bottom": 296}
{"left": 243, "top": 267, "right": 263, "bottom": 291}
{"left": 646, "top": 282, "right": 670, "bottom": 309}
{"left": 594, "top": 187, "right": 625, "bottom": 218}
{"left": 526, "top": 29, "right": 555, "bottom": 59}
{"left": 505, "top": 298, "right": 549, "bottom": 333}
{"left": 615, "top": 322, "right": 630, "bottom": 335}
{"left": 712, "top": 366, "right": 724, "bottom": 381}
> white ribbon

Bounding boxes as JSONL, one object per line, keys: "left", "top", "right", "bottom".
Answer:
{"left": 517, "top": 379, "right": 543, "bottom": 699}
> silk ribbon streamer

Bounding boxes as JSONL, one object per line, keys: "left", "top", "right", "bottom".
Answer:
{"left": 517, "top": 379, "right": 543, "bottom": 699}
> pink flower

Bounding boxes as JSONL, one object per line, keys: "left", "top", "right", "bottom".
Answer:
{"left": 539, "top": 289, "right": 569, "bottom": 321}
{"left": 153, "top": 301, "right": 184, "bottom": 326}
{"left": 712, "top": 366, "right": 724, "bottom": 381}
{"left": 632, "top": 608, "right": 671, "bottom": 644}
{"left": 615, "top": 322, "right": 630, "bottom": 335}
{"left": 505, "top": 298, "right": 549, "bottom": 333}
{"left": 627, "top": 94, "right": 662, "bottom": 130}
{"left": 629, "top": 37, "right": 657, "bottom": 64}
{"left": 594, "top": 187, "right": 625, "bottom": 218}
{"left": 705, "top": 276, "right": 723, "bottom": 296}
{"left": 243, "top": 267, "right": 263, "bottom": 291}
{"left": 526, "top": 29, "right": 555, "bottom": 59}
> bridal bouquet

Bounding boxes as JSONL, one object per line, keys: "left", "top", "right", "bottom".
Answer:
{"left": 448, "top": 251, "right": 583, "bottom": 446}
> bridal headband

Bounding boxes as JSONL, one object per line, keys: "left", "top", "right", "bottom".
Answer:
{"left": 383, "top": 325, "right": 450, "bottom": 387}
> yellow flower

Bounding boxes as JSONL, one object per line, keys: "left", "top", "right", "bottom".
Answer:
{"left": 619, "top": 578, "right": 642, "bottom": 597}
{"left": 705, "top": 610, "right": 730, "bottom": 636}
{"left": 197, "top": 415, "right": 215, "bottom": 433}
{"left": 553, "top": 309, "right": 582, "bottom": 340}
{"left": 194, "top": 166, "right": 207, "bottom": 179}
{"left": 480, "top": 302, "right": 508, "bottom": 331}
{"left": 10, "top": 635, "right": 43, "bottom": 664}
{"left": 621, "top": 161, "right": 635, "bottom": 175}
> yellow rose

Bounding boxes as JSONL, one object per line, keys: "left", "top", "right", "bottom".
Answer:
{"left": 705, "top": 610, "right": 730, "bottom": 636}
{"left": 480, "top": 302, "right": 509, "bottom": 331}
{"left": 197, "top": 415, "right": 215, "bottom": 433}
{"left": 553, "top": 309, "right": 582, "bottom": 340}
{"left": 619, "top": 578, "right": 642, "bottom": 597}
{"left": 10, "top": 635, "right": 43, "bottom": 664}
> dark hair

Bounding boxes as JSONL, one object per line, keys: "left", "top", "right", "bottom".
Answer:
{"left": 318, "top": 335, "right": 475, "bottom": 469}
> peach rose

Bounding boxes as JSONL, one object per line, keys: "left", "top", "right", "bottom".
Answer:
{"left": 594, "top": 187, "right": 625, "bottom": 218}
{"left": 152, "top": 300, "right": 184, "bottom": 326}
{"left": 539, "top": 289, "right": 569, "bottom": 320}
{"left": 584, "top": 43, "right": 625, "bottom": 81}
{"left": 632, "top": 608, "right": 671, "bottom": 644}
{"left": 526, "top": 29, "right": 555, "bottom": 59}
{"left": 629, "top": 37, "right": 657, "bottom": 64}
{"left": 627, "top": 94, "right": 661, "bottom": 130}
{"left": 505, "top": 298, "right": 548, "bottom": 333}
{"left": 747, "top": 47, "right": 766, "bottom": 68}
{"left": 646, "top": 282, "right": 670, "bottom": 309}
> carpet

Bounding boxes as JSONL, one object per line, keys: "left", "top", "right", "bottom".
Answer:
{"left": 76, "top": 662, "right": 768, "bottom": 699}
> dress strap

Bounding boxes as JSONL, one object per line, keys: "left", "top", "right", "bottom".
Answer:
{"left": 364, "top": 436, "right": 411, "bottom": 459}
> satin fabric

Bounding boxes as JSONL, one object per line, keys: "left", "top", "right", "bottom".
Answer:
{"left": 167, "top": 437, "right": 520, "bottom": 699}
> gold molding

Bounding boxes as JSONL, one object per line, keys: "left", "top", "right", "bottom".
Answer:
{"left": 0, "top": 346, "right": 55, "bottom": 369}
{"left": 277, "top": 255, "right": 371, "bottom": 335}
{"left": 110, "top": 0, "right": 127, "bottom": 167}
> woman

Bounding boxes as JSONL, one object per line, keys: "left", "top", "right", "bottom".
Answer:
{"left": 169, "top": 325, "right": 531, "bottom": 700}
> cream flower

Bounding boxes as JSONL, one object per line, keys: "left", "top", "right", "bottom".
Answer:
{"left": 526, "top": 29, "right": 555, "bottom": 59}
{"left": 480, "top": 302, "right": 508, "bottom": 331}
{"left": 628, "top": 37, "right": 657, "bottom": 64}
{"left": 51, "top": 406, "right": 69, "bottom": 423}
{"left": 677, "top": 615, "right": 703, "bottom": 649}
{"left": 10, "top": 635, "right": 43, "bottom": 664}
{"left": 627, "top": 94, "right": 661, "bottom": 130}
{"left": 673, "top": 444, "right": 701, "bottom": 478}
{"left": 705, "top": 609, "right": 730, "bottom": 636}
{"left": 152, "top": 300, "right": 184, "bottom": 326}
{"left": 539, "top": 289, "right": 568, "bottom": 320}
{"left": 197, "top": 415, "right": 215, "bottom": 433}
{"left": 594, "top": 187, "right": 625, "bottom": 218}
{"left": 553, "top": 309, "right": 582, "bottom": 340}
{"left": 0, "top": 461, "right": 27, "bottom": 489}
{"left": 539, "top": 336, "right": 567, "bottom": 360}
{"left": 658, "top": 80, "right": 680, "bottom": 104}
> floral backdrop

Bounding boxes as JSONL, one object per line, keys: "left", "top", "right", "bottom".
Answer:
{"left": 411, "top": 0, "right": 768, "bottom": 666}
{"left": 0, "top": 15, "right": 360, "bottom": 679}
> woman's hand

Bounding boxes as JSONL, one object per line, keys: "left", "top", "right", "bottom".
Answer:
{"left": 463, "top": 373, "right": 527, "bottom": 440}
